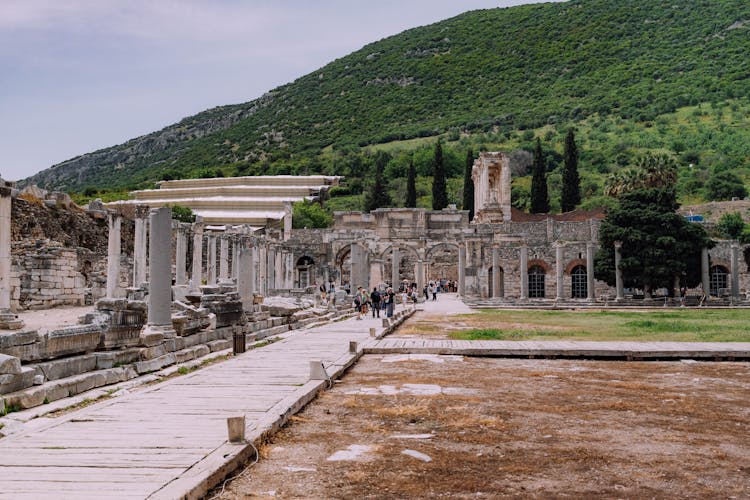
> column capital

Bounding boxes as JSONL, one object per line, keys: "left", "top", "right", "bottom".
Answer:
{"left": 614, "top": 240, "right": 622, "bottom": 249}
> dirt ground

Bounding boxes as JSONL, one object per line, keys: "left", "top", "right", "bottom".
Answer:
{"left": 217, "top": 355, "right": 750, "bottom": 499}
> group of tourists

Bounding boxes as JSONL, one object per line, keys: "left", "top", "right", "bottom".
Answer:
{"left": 353, "top": 286, "right": 397, "bottom": 320}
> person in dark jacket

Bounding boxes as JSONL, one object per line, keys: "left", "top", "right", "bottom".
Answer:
{"left": 370, "top": 287, "right": 381, "bottom": 318}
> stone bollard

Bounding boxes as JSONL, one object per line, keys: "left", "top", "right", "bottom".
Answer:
{"left": 349, "top": 341, "right": 358, "bottom": 353}
{"left": 382, "top": 318, "right": 391, "bottom": 328}
{"left": 227, "top": 416, "right": 246, "bottom": 443}
{"left": 369, "top": 327, "right": 376, "bottom": 337}
{"left": 309, "top": 360, "right": 328, "bottom": 381}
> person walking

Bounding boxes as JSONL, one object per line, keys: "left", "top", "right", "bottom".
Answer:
{"left": 386, "top": 287, "right": 395, "bottom": 318}
{"left": 353, "top": 287, "right": 363, "bottom": 320}
{"left": 370, "top": 287, "right": 381, "bottom": 318}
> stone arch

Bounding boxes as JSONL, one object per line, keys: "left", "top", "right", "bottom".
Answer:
{"left": 527, "top": 258, "right": 552, "bottom": 274}
{"left": 426, "top": 242, "right": 460, "bottom": 284}
{"left": 295, "top": 255, "right": 315, "bottom": 288}
{"left": 381, "top": 244, "right": 419, "bottom": 287}
{"left": 334, "top": 242, "right": 370, "bottom": 291}
{"left": 565, "top": 258, "right": 587, "bottom": 275}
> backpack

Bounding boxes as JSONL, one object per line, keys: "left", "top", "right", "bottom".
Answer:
{"left": 353, "top": 295, "right": 361, "bottom": 306}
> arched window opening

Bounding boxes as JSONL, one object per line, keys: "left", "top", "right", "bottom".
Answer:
{"left": 528, "top": 265, "right": 546, "bottom": 298}
{"left": 709, "top": 265, "right": 728, "bottom": 297}
{"left": 571, "top": 265, "right": 587, "bottom": 299}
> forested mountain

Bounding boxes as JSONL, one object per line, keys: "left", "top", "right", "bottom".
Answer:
{"left": 23, "top": 0, "right": 750, "bottom": 211}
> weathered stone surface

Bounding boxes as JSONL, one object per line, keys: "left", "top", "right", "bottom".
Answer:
{"left": 0, "top": 353, "right": 21, "bottom": 375}
{"left": 139, "top": 326, "right": 164, "bottom": 347}
{"left": 45, "top": 380, "right": 71, "bottom": 402}
{"left": 134, "top": 353, "right": 176, "bottom": 375}
{"left": 207, "top": 339, "right": 231, "bottom": 352}
{"left": 3, "top": 384, "right": 46, "bottom": 409}
{"left": 0, "top": 330, "right": 39, "bottom": 350}
{"left": 43, "top": 325, "right": 102, "bottom": 360}
{"left": 139, "top": 344, "right": 167, "bottom": 361}
{"left": 36, "top": 354, "right": 97, "bottom": 381}
{"left": 0, "top": 367, "right": 35, "bottom": 396}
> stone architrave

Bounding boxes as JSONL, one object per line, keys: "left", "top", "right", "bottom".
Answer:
{"left": 133, "top": 205, "right": 149, "bottom": 287}
{"left": 174, "top": 222, "right": 187, "bottom": 286}
{"left": 701, "top": 247, "right": 710, "bottom": 298}
{"left": 491, "top": 246, "right": 501, "bottom": 298}
{"left": 520, "top": 245, "right": 529, "bottom": 300}
{"left": 614, "top": 241, "right": 624, "bottom": 301}
{"left": 219, "top": 236, "right": 229, "bottom": 280}
{"left": 106, "top": 212, "right": 122, "bottom": 298}
{"left": 237, "top": 241, "right": 255, "bottom": 309}
{"left": 0, "top": 183, "right": 24, "bottom": 329}
{"left": 190, "top": 219, "right": 203, "bottom": 291}
{"left": 391, "top": 247, "right": 400, "bottom": 288}
{"left": 458, "top": 245, "right": 466, "bottom": 296}
{"left": 555, "top": 243, "right": 564, "bottom": 300}
{"left": 140, "top": 206, "right": 176, "bottom": 344}
{"left": 730, "top": 243, "right": 740, "bottom": 301}
{"left": 586, "top": 242, "right": 596, "bottom": 301}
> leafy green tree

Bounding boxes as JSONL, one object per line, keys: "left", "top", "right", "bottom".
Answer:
{"left": 364, "top": 151, "right": 392, "bottom": 212}
{"left": 462, "top": 149, "right": 475, "bottom": 220}
{"left": 169, "top": 204, "right": 196, "bottom": 223}
{"left": 431, "top": 141, "right": 448, "bottom": 210}
{"left": 292, "top": 200, "right": 333, "bottom": 228}
{"left": 594, "top": 187, "right": 713, "bottom": 297}
{"left": 717, "top": 212, "right": 745, "bottom": 240}
{"left": 530, "top": 138, "right": 549, "bottom": 213}
{"left": 706, "top": 171, "right": 748, "bottom": 201}
{"left": 560, "top": 129, "right": 580, "bottom": 212}
{"left": 406, "top": 158, "right": 417, "bottom": 208}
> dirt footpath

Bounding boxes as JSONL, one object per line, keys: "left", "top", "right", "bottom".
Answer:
{"left": 218, "top": 355, "right": 750, "bottom": 499}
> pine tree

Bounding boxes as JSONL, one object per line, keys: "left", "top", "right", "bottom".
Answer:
{"left": 561, "top": 129, "right": 581, "bottom": 212}
{"left": 462, "top": 149, "right": 475, "bottom": 220}
{"left": 530, "top": 138, "right": 549, "bottom": 213}
{"left": 363, "top": 151, "right": 392, "bottom": 212}
{"left": 406, "top": 158, "right": 417, "bottom": 208}
{"left": 431, "top": 141, "right": 448, "bottom": 210}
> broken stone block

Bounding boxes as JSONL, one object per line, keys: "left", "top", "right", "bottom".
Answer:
{"left": 134, "top": 353, "right": 176, "bottom": 375}
{"left": 0, "top": 353, "right": 21, "bottom": 375}
{"left": 36, "top": 354, "right": 98, "bottom": 381}
{"left": 3, "top": 385, "right": 47, "bottom": 409}
{"left": 0, "top": 366, "right": 35, "bottom": 395}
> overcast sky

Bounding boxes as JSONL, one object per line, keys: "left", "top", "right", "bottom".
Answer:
{"left": 0, "top": 0, "right": 554, "bottom": 181}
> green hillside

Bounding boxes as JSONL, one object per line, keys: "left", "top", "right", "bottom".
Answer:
{"left": 25, "top": 0, "right": 750, "bottom": 211}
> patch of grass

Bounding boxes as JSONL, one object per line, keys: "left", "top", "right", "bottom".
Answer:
{"left": 0, "top": 402, "right": 21, "bottom": 417}
{"left": 435, "top": 309, "right": 750, "bottom": 342}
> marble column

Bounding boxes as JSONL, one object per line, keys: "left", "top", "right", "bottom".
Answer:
{"left": 231, "top": 237, "right": 240, "bottom": 280}
{"left": 258, "top": 245, "right": 267, "bottom": 295}
{"left": 141, "top": 207, "right": 175, "bottom": 342}
{"left": 175, "top": 222, "right": 187, "bottom": 286}
{"left": 283, "top": 202, "right": 292, "bottom": 241}
{"left": 391, "top": 247, "right": 400, "bottom": 288}
{"left": 275, "top": 249, "right": 283, "bottom": 289}
{"left": 0, "top": 185, "right": 14, "bottom": 313}
{"left": 133, "top": 205, "right": 149, "bottom": 287}
{"left": 701, "top": 247, "right": 710, "bottom": 298}
{"left": 207, "top": 234, "right": 217, "bottom": 286}
{"left": 614, "top": 241, "right": 624, "bottom": 301}
{"left": 237, "top": 241, "right": 255, "bottom": 309}
{"left": 106, "top": 212, "right": 122, "bottom": 298}
{"left": 730, "top": 242, "right": 740, "bottom": 301}
{"left": 520, "top": 245, "right": 528, "bottom": 300}
{"left": 492, "top": 246, "right": 501, "bottom": 298}
{"left": 267, "top": 247, "right": 276, "bottom": 290}
{"left": 219, "top": 236, "right": 229, "bottom": 280}
{"left": 555, "top": 243, "right": 564, "bottom": 300}
{"left": 416, "top": 259, "right": 425, "bottom": 292}
{"left": 458, "top": 245, "right": 466, "bottom": 296}
{"left": 190, "top": 220, "right": 203, "bottom": 291}
{"left": 586, "top": 242, "right": 596, "bottom": 301}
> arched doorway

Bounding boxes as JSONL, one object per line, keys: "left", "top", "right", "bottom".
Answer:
{"left": 296, "top": 256, "right": 314, "bottom": 288}
{"left": 335, "top": 246, "right": 352, "bottom": 290}
{"left": 571, "top": 265, "right": 587, "bottom": 299}
{"left": 382, "top": 246, "right": 418, "bottom": 288}
{"left": 426, "top": 243, "right": 459, "bottom": 292}
{"left": 709, "top": 265, "right": 728, "bottom": 296}
{"left": 488, "top": 266, "right": 504, "bottom": 298}
{"left": 528, "top": 265, "right": 546, "bottom": 298}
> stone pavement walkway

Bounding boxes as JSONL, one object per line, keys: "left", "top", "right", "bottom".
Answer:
{"left": 0, "top": 310, "right": 401, "bottom": 499}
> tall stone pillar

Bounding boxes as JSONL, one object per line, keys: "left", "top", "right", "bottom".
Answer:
{"left": 614, "top": 241, "right": 624, "bottom": 301}
{"left": 267, "top": 247, "right": 276, "bottom": 290}
{"left": 231, "top": 237, "right": 240, "bottom": 280}
{"left": 106, "top": 212, "right": 122, "bottom": 298}
{"left": 391, "top": 247, "right": 400, "bottom": 288}
{"left": 492, "top": 246, "right": 501, "bottom": 298}
{"left": 207, "top": 234, "right": 217, "bottom": 286}
{"left": 237, "top": 241, "right": 255, "bottom": 309}
{"left": 555, "top": 243, "right": 564, "bottom": 300}
{"left": 283, "top": 202, "right": 293, "bottom": 241}
{"left": 586, "top": 242, "right": 596, "bottom": 301}
{"left": 258, "top": 245, "right": 267, "bottom": 295}
{"left": 701, "top": 247, "right": 710, "bottom": 298}
{"left": 141, "top": 207, "right": 175, "bottom": 343}
{"left": 520, "top": 245, "right": 528, "bottom": 300}
{"left": 175, "top": 222, "right": 187, "bottom": 286}
{"left": 133, "top": 205, "right": 149, "bottom": 287}
{"left": 730, "top": 243, "right": 740, "bottom": 301}
{"left": 458, "top": 245, "right": 466, "bottom": 296}
{"left": 190, "top": 219, "right": 203, "bottom": 291}
{"left": 0, "top": 184, "right": 23, "bottom": 328}
{"left": 219, "top": 236, "right": 229, "bottom": 280}
{"left": 416, "top": 260, "right": 425, "bottom": 292}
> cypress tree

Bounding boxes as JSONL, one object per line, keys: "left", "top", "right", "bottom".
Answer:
{"left": 530, "top": 138, "right": 549, "bottom": 213}
{"left": 431, "top": 141, "right": 448, "bottom": 210}
{"left": 364, "top": 151, "right": 392, "bottom": 212}
{"left": 561, "top": 129, "right": 581, "bottom": 212}
{"left": 462, "top": 149, "right": 475, "bottom": 220}
{"left": 406, "top": 158, "right": 417, "bottom": 208}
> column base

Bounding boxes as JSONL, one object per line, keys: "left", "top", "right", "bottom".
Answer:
{"left": 140, "top": 323, "right": 177, "bottom": 346}
{"left": 0, "top": 310, "right": 24, "bottom": 330}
